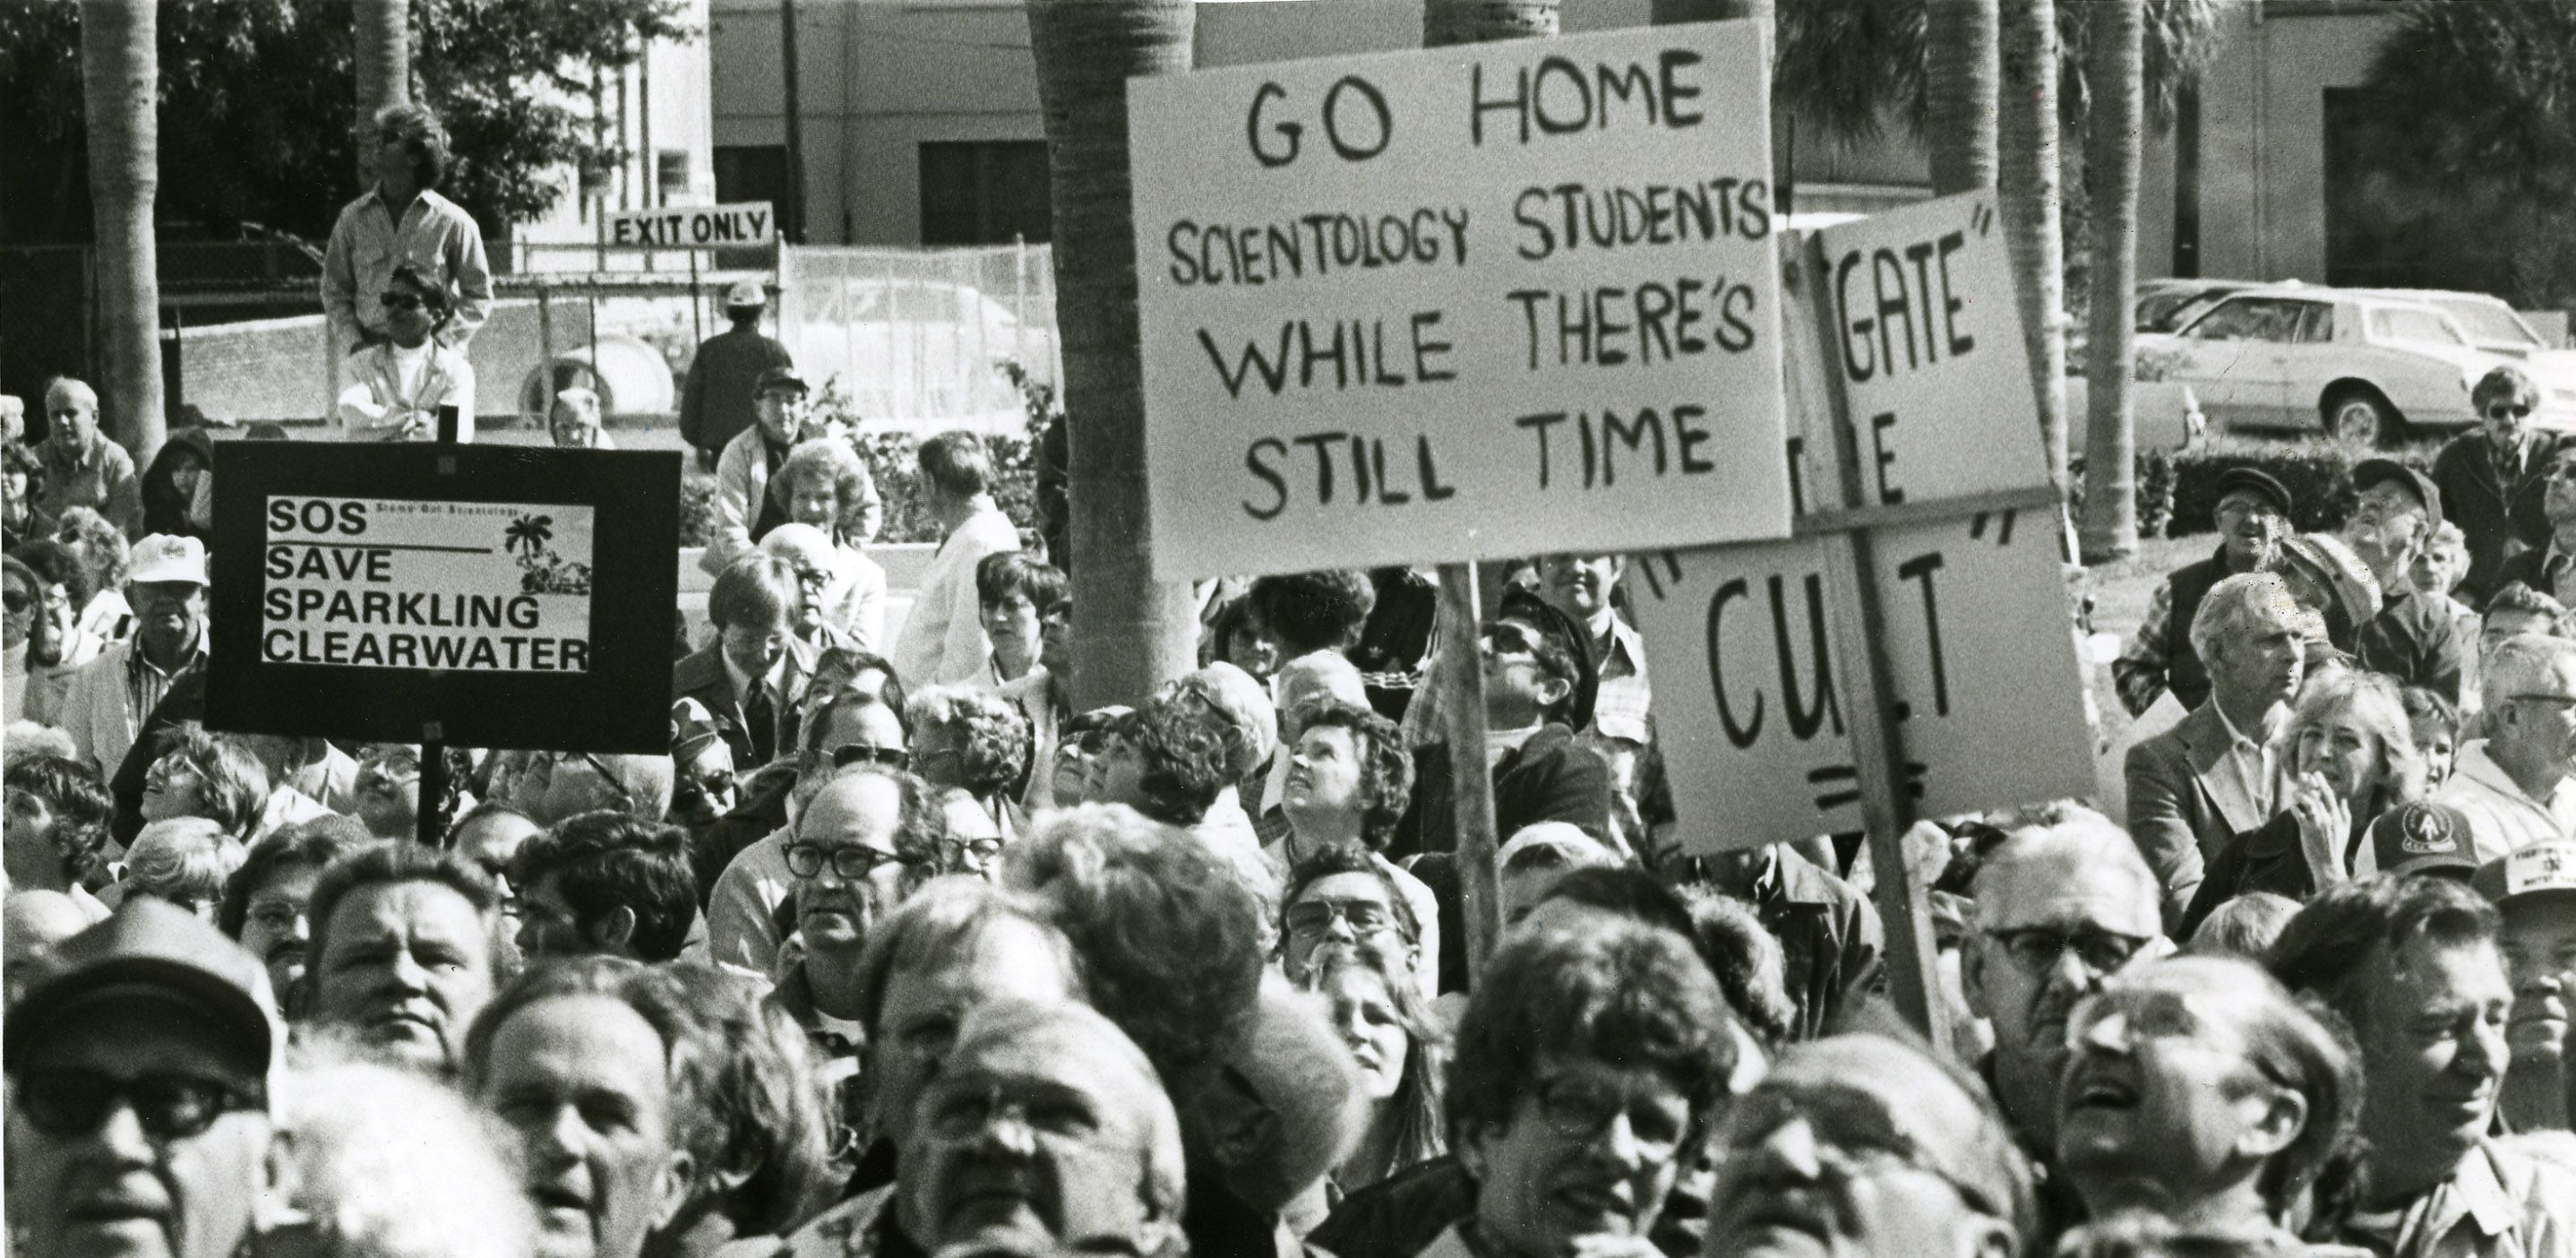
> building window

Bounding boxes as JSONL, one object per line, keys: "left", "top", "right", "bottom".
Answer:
{"left": 918, "top": 142, "right": 1052, "bottom": 246}
{"left": 714, "top": 146, "right": 789, "bottom": 210}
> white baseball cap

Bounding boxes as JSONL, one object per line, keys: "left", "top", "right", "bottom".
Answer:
{"left": 128, "top": 534, "right": 209, "bottom": 586}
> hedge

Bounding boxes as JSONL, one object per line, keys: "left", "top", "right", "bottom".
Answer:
{"left": 2160, "top": 438, "right": 2439, "bottom": 539}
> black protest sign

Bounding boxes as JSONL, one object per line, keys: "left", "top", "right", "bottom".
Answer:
{"left": 205, "top": 444, "right": 682, "bottom": 754}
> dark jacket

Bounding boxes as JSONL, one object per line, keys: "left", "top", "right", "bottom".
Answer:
{"left": 2177, "top": 790, "right": 2383, "bottom": 940}
{"left": 1387, "top": 724, "right": 1611, "bottom": 861}
{"left": 1308, "top": 1156, "right": 1471, "bottom": 1258}
{"left": 2434, "top": 430, "right": 2562, "bottom": 605}
{"left": 1750, "top": 846, "right": 1886, "bottom": 1042}
{"left": 671, "top": 642, "right": 814, "bottom": 773}
{"left": 139, "top": 428, "right": 214, "bottom": 541}
{"left": 677, "top": 324, "right": 793, "bottom": 453}
{"left": 2357, "top": 582, "right": 2464, "bottom": 704}
{"left": 2155, "top": 546, "right": 2236, "bottom": 713}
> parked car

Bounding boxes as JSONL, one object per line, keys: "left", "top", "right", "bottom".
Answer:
{"left": 2343, "top": 288, "right": 2576, "bottom": 412}
{"left": 2136, "top": 278, "right": 2262, "bottom": 334}
{"left": 2132, "top": 286, "right": 2550, "bottom": 445}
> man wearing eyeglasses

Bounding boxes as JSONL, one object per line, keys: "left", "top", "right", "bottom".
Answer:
{"left": 2436, "top": 366, "right": 2563, "bottom": 607}
{"left": 2112, "top": 468, "right": 2294, "bottom": 719}
{"left": 2434, "top": 633, "right": 2576, "bottom": 864}
{"left": 333, "top": 263, "right": 477, "bottom": 443}
{"left": 770, "top": 767, "right": 939, "bottom": 1045}
{"left": 322, "top": 102, "right": 490, "bottom": 356}
{"left": 5, "top": 898, "right": 279, "bottom": 1258}
{"left": 707, "top": 694, "right": 911, "bottom": 974}
{"left": 1706, "top": 1033, "right": 2034, "bottom": 1258}
{"left": 1961, "top": 817, "right": 2165, "bottom": 1240}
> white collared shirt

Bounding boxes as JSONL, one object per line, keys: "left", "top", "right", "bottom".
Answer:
{"left": 2211, "top": 702, "right": 2276, "bottom": 819}
{"left": 2434, "top": 739, "right": 2576, "bottom": 865}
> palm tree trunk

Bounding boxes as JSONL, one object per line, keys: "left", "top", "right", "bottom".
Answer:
{"left": 1998, "top": 0, "right": 2066, "bottom": 487}
{"left": 1423, "top": 1, "right": 1557, "bottom": 47}
{"left": 356, "top": 0, "right": 409, "bottom": 186}
{"left": 2080, "top": 0, "right": 2143, "bottom": 562}
{"left": 80, "top": 0, "right": 164, "bottom": 465}
{"left": 1926, "top": 0, "right": 2000, "bottom": 194}
{"left": 1026, "top": 0, "right": 1198, "bottom": 710}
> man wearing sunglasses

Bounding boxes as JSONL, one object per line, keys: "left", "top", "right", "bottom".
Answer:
{"left": 1387, "top": 588, "right": 1611, "bottom": 860}
{"left": 2435, "top": 364, "right": 2562, "bottom": 606}
{"left": 334, "top": 263, "right": 477, "bottom": 443}
{"left": 5, "top": 898, "right": 279, "bottom": 1258}
{"left": 2492, "top": 444, "right": 2576, "bottom": 611}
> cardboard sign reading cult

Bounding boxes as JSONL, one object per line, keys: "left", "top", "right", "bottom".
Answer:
{"left": 1130, "top": 22, "right": 1790, "bottom": 580}
{"left": 1633, "top": 192, "right": 2096, "bottom": 852}
{"left": 604, "top": 202, "right": 777, "bottom": 250}
{"left": 206, "top": 444, "right": 682, "bottom": 754}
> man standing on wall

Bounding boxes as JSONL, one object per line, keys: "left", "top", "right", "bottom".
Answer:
{"left": 680, "top": 280, "right": 795, "bottom": 473}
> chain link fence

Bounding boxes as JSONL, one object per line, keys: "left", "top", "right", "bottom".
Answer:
{"left": 779, "top": 243, "right": 1060, "bottom": 436}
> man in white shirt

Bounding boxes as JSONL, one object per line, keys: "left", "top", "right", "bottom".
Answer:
{"left": 335, "top": 264, "right": 476, "bottom": 442}
{"left": 2436, "top": 632, "right": 2576, "bottom": 863}
{"left": 56, "top": 534, "right": 208, "bottom": 775}
{"left": 322, "top": 103, "right": 491, "bottom": 352}
{"left": 890, "top": 430, "right": 1019, "bottom": 690}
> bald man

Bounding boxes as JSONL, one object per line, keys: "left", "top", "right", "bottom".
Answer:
{"left": 897, "top": 999, "right": 1188, "bottom": 1257}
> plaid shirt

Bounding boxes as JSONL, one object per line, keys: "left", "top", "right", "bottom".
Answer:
{"left": 2112, "top": 578, "right": 2178, "bottom": 718}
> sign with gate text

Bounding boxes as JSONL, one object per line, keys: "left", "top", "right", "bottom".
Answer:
{"left": 1129, "top": 21, "right": 1790, "bottom": 579}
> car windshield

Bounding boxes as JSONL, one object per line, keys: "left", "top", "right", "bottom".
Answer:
{"left": 2431, "top": 299, "right": 2542, "bottom": 349}
{"left": 2137, "top": 289, "right": 2233, "bottom": 332}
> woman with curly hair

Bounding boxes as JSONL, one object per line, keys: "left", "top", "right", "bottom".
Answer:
{"left": 1297, "top": 944, "right": 1447, "bottom": 1193}
{"left": 769, "top": 437, "right": 888, "bottom": 646}
{"left": 4, "top": 754, "right": 116, "bottom": 909}
{"left": 1276, "top": 698, "right": 1413, "bottom": 866}
{"left": 51, "top": 506, "right": 134, "bottom": 643}
{"left": 905, "top": 684, "right": 1033, "bottom": 859}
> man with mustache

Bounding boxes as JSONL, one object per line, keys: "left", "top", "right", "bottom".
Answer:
{"left": 4, "top": 898, "right": 279, "bottom": 1258}
{"left": 2270, "top": 875, "right": 2576, "bottom": 1256}
{"left": 2434, "top": 633, "right": 2576, "bottom": 864}
{"left": 299, "top": 842, "right": 511, "bottom": 1075}
{"left": 1962, "top": 816, "right": 2165, "bottom": 1245}
{"left": 2115, "top": 469, "right": 2295, "bottom": 718}
{"left": 2127, "top": 572, "right": 2306, "bottom": 920}
{"left": 1705, "top": 1034, "right": 2034, "bottom": 1258}
{"left": 2473, "top": 841, "right": 2576, "bottom": 1133}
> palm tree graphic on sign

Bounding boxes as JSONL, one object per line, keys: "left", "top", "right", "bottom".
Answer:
{"left": 503, "top": 512, "right": 591, "bottom": 596}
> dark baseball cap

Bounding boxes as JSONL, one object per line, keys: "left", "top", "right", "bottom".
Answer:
{"left": 2352, "top": 459, "right": 2443, "bottom": 526}
{"left": 755, "top": 366, "right": 810, "bottom": 397}
{"left": 2212, "top": 468, "right": 2293, "bottom": 519}
{"left": 1495, "top": 587, "right": 1598, "bottom": 734}
{"left": 2366, "top": 799, "right": 2480, "bottom": 881}
{"left": 4, "top": 897, "right": 279, "bottom": 1072}
{"left": 2471, "top": 841, "right": 2576, "bottom": 908}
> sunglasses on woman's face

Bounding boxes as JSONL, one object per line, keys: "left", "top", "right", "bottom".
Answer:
{"left": 381, "top": 292, "right": 425, "bottom": 313}
{"left": 2, "top": 586, "right": 29, "bottom": 614}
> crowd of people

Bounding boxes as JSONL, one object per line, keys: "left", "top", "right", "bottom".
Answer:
{"left": 11, "top": 104, "right": 2576, "bottom": 1258}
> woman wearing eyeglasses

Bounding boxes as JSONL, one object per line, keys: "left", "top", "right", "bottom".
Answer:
{"left": 2180, "top": 672, "right": 2425, "bottom": 937}
{"left": 2057, "top": 957, "right": 2364, "bottom": 1245}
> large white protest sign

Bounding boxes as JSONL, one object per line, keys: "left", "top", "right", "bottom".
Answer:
{"left": 1130, "top": 22, "right": 1790, "bottom": 580}
{"left": 1630, "top": 511, "right": 2094, "bottom": 850}
{"left": 1633, "top": 190, "right": 2095, "bottom": 853}
{"left": 603, "top": 202, "right": 777, "bottom": 250}
{"left": 259, "top": 495, "right": 596, "bottom": 674}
